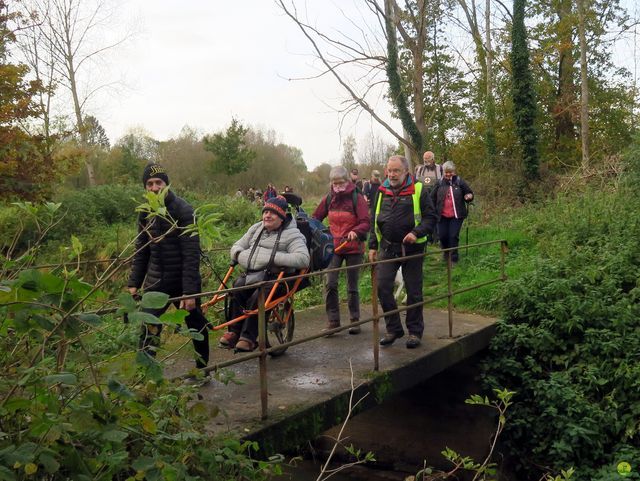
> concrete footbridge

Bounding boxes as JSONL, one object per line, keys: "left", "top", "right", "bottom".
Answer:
{"left": 180, "top": 303, "right": 499, "bottom": 455}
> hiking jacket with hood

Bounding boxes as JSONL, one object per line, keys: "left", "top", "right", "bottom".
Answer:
{"left": 369, "top": 174, "right": 437, "bottom": 252}
{"left": 431, "top": 175, "right": 474, "bottom": 220}
{"left": 230, "top": 216, "right": 310, "bottom": 273}
{"left": 312, "top": 182, "right": 370, "bottom": 255}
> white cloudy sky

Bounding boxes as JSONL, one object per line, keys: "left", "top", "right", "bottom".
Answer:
{"left": 89, "top": 0, "right": 399, "bottom": 170}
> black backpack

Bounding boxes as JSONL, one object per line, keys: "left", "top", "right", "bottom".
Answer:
{"left": 282, "top": 192, "right": 334, "bottom": 272}
{"left": 295, "top": 210, "right": 334, "bottom": 271}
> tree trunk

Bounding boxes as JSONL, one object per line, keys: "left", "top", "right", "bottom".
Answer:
{"left": 485, "top": 0, "right": 497, "bottom": 163}
{"left": 62, "top": 9, "right": 96, "bottom": 186}
{"left": 554, "top": 0, "right": 577, "bottom": 152}
{"left": 577, "top": 0, "right": 589, "bottom": 169}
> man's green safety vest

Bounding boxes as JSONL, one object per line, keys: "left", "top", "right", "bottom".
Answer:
{"left": 374, "top": 180, "right": 427, "bottom": 245}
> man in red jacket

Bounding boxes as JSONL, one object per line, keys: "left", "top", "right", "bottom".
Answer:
{"left": 313, "top": 166, "right": 370, "bottom": 334}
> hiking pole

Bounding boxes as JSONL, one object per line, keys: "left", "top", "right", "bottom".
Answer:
{"left": 465, "top": 202, "right": 473, "bottom": 257}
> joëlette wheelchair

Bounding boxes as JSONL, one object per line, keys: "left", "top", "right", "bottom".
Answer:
{"left": 202, "top": 262, "right": 307, "bottom": 356}
{"left": 202, "top": 193, "right": 309, "bottom": 356}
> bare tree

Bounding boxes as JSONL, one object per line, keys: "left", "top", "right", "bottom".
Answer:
{"left": 577, "top": 0, "right": 589, "bottom": 168}
{"left": 276, "top": 0, "right": 439, "bottom": 166}
{"left": 357, "top": 131, "right": 395, "bottom": 166}
{"left": 24, "top": 0, "right": 130, "bottom": 185}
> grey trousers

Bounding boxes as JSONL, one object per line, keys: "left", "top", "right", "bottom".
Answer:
{"left": 376, "top": 247, "right": 424, "bottom": 338}
{"left": 325, "top": 252, "right": 362, "bottom": 324}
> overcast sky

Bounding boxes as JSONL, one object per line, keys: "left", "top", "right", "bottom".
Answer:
{"left": 91, "top": 1, "right": 398, "bottom": 170}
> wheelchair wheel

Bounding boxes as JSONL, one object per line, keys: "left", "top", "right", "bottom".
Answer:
{"left": 265, "top": 299, "right": 295, "bottom": 356}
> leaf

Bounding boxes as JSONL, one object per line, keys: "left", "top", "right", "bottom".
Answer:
{"left": 132, "top": 456, "right": 156, "bottom": 472}
{"left": 127, "top": 312, "right": 162, "bottom": 325}
{"left": 39, "top": 454, "right": 60, "bottom": 474}
{"left": 4, "top": 398, "right": 30, "bottom": 413}
{"left": 33, "top": 315, "right": 55, "bottom": 331}
{"left": 182, "top": 329, "right": 204, "bottom": 341}
{"left": 77, "top": 313, "right": 102, "bottom": 326}
{"left": 107, "top": 379, "right": 134, "bottom": 398}
{"left": 0, "top": 465, "right": 17, "bottom": 481}
{"left": 102, "top": 430, "right": 129, "bottom": 443}
{"left": 71, "top": 235, "right": 83, "bottom": 257}
{"left": 42, "top": 373, "right": 77, "bottom": 385}
{"left": 159, "top": 309, "right": 188, "bottom": 325}
{"left": 140, "top": 416, "right": 157, "bottom": 434}
{"left": 140, "top": 291, "right": 169, "bottom": 309}
{"left": 117, "top": 292, "right": 138, "bottom": 312}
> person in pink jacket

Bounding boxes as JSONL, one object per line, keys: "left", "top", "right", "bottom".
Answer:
{"left": 313, "top": 166, "right": 370, "bottom": 334}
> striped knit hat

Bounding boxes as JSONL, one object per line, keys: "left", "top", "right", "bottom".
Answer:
{"left": 262, "top": 195, "right": 288, "bottom": 221}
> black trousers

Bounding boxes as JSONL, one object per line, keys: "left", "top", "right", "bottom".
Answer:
{"left": 227, "top": 274, "right": 290, "bottom": 344}
{"left": 438, "top": 217, "right": 464, "bottom": 262}
{"left": 376, "top": 246, "right": 425, "bottom": 338}
{"left": 139, "top": 298, "right": 210, "bottom": 369}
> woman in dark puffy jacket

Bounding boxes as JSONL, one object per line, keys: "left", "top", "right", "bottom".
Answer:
{"left": 430, "top": 161, "right": 474, "bottom": 264}
{"left": 313, "top": 166, "right": 370, "bottom": 334}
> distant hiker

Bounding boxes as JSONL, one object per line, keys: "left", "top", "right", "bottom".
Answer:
{"left": 350, "top": 168, "right": 364, "bottom": 192}
{"left": 369, "top": 155, "right": 437, "bottom": 349}
{"left": 415, "top": 151, "right": 443, "bottom": 192}
{"left": 362, "top": 169, "right": 382, "bottom": 208}
{"left": 312, "top": 166, "right": 370, "bottom": 335}
{"left": 431, "top": 161, "right": 474, "bottom": 264}
{"left": 283, "top": 185, "right": 293, "bottom": 193}
{"left": 128, "top": 163, "right": 210, "bottom": 372}
{"left": 263, "top": 183, "right": 277, "bottom": 202}
{"left": 219, "top": 196, "right": 309, "bottom": 352}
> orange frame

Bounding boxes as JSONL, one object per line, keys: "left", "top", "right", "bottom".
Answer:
{"left": 202, "top": 266, "right": 307, "bottom": 331}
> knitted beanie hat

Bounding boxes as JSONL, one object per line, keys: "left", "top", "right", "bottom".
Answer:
{"left": 262, "top": 195, "right": 288, "bottom": 221}
{"left": 142, "top": 163, "right": 169, "bottom": 186}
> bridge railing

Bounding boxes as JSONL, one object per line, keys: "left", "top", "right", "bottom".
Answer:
{"left": 196, "top": 239, "right": 508, "bottom": 419}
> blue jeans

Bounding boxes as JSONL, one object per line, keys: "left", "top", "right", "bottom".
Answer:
{"left": 438, "top": 217, "right": 464, "bottom": 262}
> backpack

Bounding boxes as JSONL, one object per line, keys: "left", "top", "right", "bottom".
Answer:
{"left": 324, "top": 189, "right": 359, "bottom": 213}
{"left": 295, "top": 210, "right": 334, "bottom": 271}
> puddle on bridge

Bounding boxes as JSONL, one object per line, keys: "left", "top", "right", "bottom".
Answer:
{"left": 283, "top": 372, "right": 331, "bottom": 388}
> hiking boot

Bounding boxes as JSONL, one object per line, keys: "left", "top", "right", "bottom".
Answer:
{"left": 348, "top": 319, "right": 361, "bottom": 335}
{"left": 235, "top": 338, "right": 257, "bottom": 353}
{"left": 323, "top": 321, "right": 340, "bottom": 337}
{"left": 219, "top": 331, "right": 238, "bottom": 349}
{"left": 406, "top": 334, "right": 421, "bottom": 349}
{"left": 380, "top": 332, "right": 404, "bottom": 346}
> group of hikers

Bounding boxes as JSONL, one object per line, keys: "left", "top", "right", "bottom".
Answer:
{"left": 236, "top": 183, "right": 294, "bottom": 205}
{"left": 128, "top": 152, "right": 473, "bottom": 377}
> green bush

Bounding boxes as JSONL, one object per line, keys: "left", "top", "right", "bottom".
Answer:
{"left": 482, "top": 181, "right": 640, "bottom": 479}
{"left": 49, "top": 185, "right": 141, "bottom": 241}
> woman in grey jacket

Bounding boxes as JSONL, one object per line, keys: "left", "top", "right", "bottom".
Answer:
{"left": 221, "top": 196, "right": 310, "bottom": 352}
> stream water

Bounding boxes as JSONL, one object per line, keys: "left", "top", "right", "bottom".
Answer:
{"left": 274, "top": 353, "right": 494, "bottom": 480}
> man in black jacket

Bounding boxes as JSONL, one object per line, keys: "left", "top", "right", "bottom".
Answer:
{"left": 369, "top": 155, "right": 437, "bottom": 349}
{"left": 128, "top": 163, "right": 210, "bottom": 371}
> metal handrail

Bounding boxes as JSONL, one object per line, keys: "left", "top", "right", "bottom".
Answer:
{"left": 197, "top": 239, "right": 508, "bottom": 419}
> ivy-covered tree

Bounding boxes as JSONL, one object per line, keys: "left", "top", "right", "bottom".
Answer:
{"left": 511, "top": 0, "right": 540, "bottom": 181}
{"left": 203, "top": 118, "right": 256, "bottom": 176}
